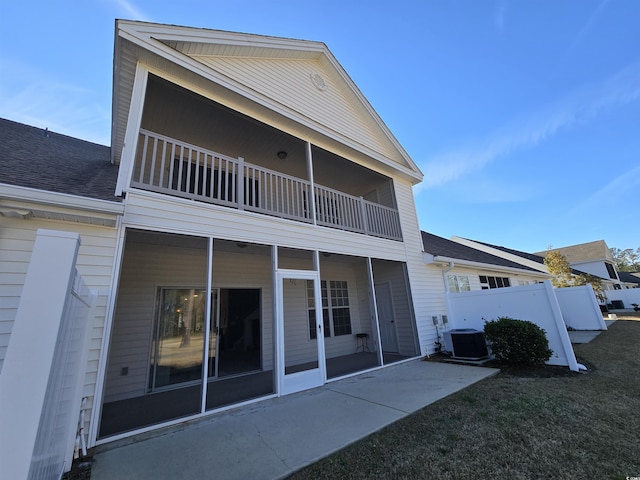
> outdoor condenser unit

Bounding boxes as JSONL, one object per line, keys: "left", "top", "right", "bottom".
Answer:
{"left": 443, "top": 329, "right": 489, "bottom": 360}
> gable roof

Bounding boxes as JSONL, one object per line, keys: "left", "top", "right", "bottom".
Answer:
{"left": 0, "top": 118, "right": 119, "bottom": 202}
{"left": 113, "top": 20, "right": 422, "bottom": 183}
{"left": 421, "top": 231, "right": 546, "bottom": 275}
{"left": 473, "top": 240, "right": 547, "bottom": 266}
{"left": 452, "top": 237, "right": 605, "bottom": 279}
{"left": 534, "top": 240, "right": 613, "bottom": 264}
{"left": 617, "top": 271, "right": 640, "bottom": 286}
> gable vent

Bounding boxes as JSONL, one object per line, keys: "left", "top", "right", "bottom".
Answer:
{"left": 310, "top": 72, "right": 327, "bottom": 91}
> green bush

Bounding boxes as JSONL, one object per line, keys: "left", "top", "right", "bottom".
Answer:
{"left": 484, "top": 317, "right": 552, "bottom": 366}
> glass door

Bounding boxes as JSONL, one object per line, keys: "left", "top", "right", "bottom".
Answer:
{"left": 150, "top": 288, "right": 206, "bottom": 390}
{"left": 207, "top": 289, "right": 219, "bottom": 379}
{"left": 277, "top": 270, "right": 325, "bottom": 395}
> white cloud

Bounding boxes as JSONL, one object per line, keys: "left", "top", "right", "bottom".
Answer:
{"left": 494, "top": 0, "right": 508, "bottom": 33}
{"left": 108, "top": 0, "right": 152, "bottom": 21}
{"left": 0, "top": 58, "right": 111, "bottom": 145}
{"left": 572, "top": 163, "right": 640, "bottom": 213}
{"left": 418, "top": 62, "right": 640, "bottom": 190}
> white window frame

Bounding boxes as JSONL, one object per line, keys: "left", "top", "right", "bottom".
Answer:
{"left": 447, "top": 274, "right": 470, "bottom": 293}
{"left": 479, "top": 275, "right": 511, "bottom": 290}
{"left": 307, "top": 279, "right": 352, "bottom": 339}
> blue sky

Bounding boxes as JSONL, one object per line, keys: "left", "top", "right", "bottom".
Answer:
{"left": 1, "top": 0, "right": 639, "bottom": 253}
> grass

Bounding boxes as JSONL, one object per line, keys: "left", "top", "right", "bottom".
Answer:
{"left": 290, "top": 314, "right": 640, "bottom": 480}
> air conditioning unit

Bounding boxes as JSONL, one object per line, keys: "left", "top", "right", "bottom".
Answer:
{"left": 443, "top": 329, "right": 489, "bottom": 360}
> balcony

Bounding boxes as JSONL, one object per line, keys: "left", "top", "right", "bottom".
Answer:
{"left": 130, "top": 129, "right": 402, "bottom": 241}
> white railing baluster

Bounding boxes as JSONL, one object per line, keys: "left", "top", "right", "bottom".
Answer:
{"left": 237, "top": 157, "right": 244, "bottom": 210}
{"left": 132, "top": 129, "right": 401, "bottom": 239}
{"left": 138, "top": 133, "right": 149, "bottom": 183}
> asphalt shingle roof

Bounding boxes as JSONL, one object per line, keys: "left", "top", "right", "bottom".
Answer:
{"left": 421, "top": 231, "right": 541, "bottom": 273}
{"left": 617, "top": 271, "right": 640, "bottom": 286}
{"left": 0, "top": 118, "right": 120, "bottom": 202}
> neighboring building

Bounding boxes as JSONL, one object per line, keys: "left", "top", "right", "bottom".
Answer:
{"left": 0, "top": 20, "right": 440, "bottom": 447}
{"left": 615, "top": 271, "right": 640, "bottom": 288}
{"left": 422, "top": 231, "right": 551, "bottom": 294}
{"left": 534, "top": 240, "right": 634, "bottom": 290}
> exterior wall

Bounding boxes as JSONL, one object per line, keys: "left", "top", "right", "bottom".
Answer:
{"left": 445, "top": 266, "right": 544, "bottom": 290}
{"left": 570, "top": 260, "right": 612, "bottom": 280}
{"left": 392, "top": 180, "right": 439, "bottom": 355}
{"left": 0, "top": 216, "right": 118, "bottom": 432}
{"left": 123, "top": 189, "right": 409, "bottom": 261}
{"left": 188, "top": 55, "right": 401, "bottom": 164}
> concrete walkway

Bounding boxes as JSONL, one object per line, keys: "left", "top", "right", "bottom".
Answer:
{"left": 92, "top": 360, "right": 498, "bottom": 480}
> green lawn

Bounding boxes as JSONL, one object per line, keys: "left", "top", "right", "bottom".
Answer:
{"left": 290, "top": 315, "right": 640, "bottom": 480}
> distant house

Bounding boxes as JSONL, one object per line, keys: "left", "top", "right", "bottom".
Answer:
{"left": 617, "top": 271, "right": 640, "bottom": 288}
{"left": 421, "top": 231, "right": 551, "bottom": 294}
{"left": 0, "top": 20, "right": 443, "bottom": 456}
{"left": 534, "top": 240, "right": 634, "bottom": 290}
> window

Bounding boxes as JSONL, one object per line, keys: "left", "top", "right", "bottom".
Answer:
{"left": 307, "top": 280, "right": 330, "bottom": 339}
{"left": 479, "top": 275, "right": 511, "bottom": 290}
{"left": 307, "top": 280, "right": 352, "bottom": 338}
{"left": 447, "top": 275, "right": 470, "bottom": 293}
{"left": 605, "top": 262, "right": 618, "bottom": 280}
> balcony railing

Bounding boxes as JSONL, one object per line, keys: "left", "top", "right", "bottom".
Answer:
{"left": 131, "top": 129, "right": 402, "bottom": 241}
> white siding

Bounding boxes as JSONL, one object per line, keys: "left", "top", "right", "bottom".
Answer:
{"left": 0, "top": 217, "right": 117, "bottom": 433}
{"left": 124, "top": 189, "right": 409, "bottom": 261}
{"left": 392, "top": 180, "right": 440, "bottom": 355}
{"left": 191, "top": 55, "right": 405, "bottom": 166}
{"left": 446, "top": 266, "right": 545, "bottom": 291}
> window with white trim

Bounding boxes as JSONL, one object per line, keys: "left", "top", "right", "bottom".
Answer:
{"left": 479, "top": 275, "right": 511, "bottom": 289}
{"left": 447, "top": 274, "right": 471, "bottom": 293}
{"left": 307, "top": 280, "right": 352, "bottom": 339}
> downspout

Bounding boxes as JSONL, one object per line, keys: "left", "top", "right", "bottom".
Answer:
{"left": 442, "top": 261, "right": 455, "bottom": 293}
{"left": 442, "top": 261, "right": 455, "bottom": 335}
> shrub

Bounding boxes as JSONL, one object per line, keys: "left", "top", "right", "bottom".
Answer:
{"left": 484, "top": 317, "right": 552, "bottom": 366}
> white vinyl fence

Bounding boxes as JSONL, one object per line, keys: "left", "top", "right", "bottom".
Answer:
{"left": 604, "top": 289, "right": 640, "bottom": 309}
{"left": 554, "top": 284, "right": 607, "bottom": 330}
{"left": 0, "top": 230, "right": 95, "bottom": 479}
{"left": 446, "top": 281, "right": 580, "bottom": 371}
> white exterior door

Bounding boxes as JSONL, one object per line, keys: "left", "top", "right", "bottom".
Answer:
{"left": 276, "top": 270, "right": 326, "bottom": 395}
{"left": 375, "top": 283, "right": 399, "bottom": 353}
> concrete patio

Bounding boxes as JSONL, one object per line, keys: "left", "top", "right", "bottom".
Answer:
{"left": 91, "top": 359, "right": 498, "bottom": 480}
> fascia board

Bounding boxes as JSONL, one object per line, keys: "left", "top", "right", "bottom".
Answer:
{"left": 116, "top": 22, "right": 423, "bottom": 183}
{"left": 450, "top": 236, "right": 550, "bottom": 274}
{"left": 118, "top": 20, "right": 327, "bottom": 53}
{"left": 0, "top": 184, "right": 124, "bottom": 216}
{"left": 431, "top": 254, "right": 552, "bottom": 278}
{"left": 318, "top": 50, "right": 423, "bottom": 180}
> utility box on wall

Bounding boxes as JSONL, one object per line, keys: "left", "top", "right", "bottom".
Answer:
{"left": 443, "top": 329, "right": 489, "bottom": 360}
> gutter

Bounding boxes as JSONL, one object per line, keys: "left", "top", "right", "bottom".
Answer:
{"left": 0, "top": 184, "right": 125, "bottom": 216}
